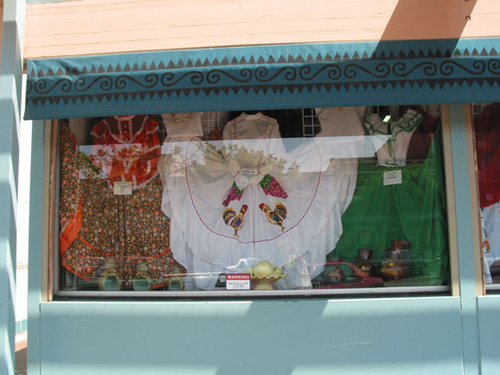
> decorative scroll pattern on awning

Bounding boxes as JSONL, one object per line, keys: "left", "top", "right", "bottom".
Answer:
{"left": 25, "top": 38, "right": 500, "bottom": 119}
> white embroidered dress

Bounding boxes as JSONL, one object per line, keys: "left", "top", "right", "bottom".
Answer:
{"left": 159, "top": 111, "right": 371, "bottom": 289}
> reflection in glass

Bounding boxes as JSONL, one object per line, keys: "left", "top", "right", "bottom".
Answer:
{"left": 57, "top": 106, "right": 449, "bottom": 293}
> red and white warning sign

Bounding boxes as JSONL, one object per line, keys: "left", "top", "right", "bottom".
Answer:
{"left": 226, "top": 274, "right": 251, "bottom": 290}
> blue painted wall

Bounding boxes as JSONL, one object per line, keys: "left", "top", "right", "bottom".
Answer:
{"left": 0, "top": 0, "right": 24, "bottom": 374}
{"left": 37, "top": 298, "right": 463, "bottom": 375}
{"left": 478, "top": 296, "right": 500, "bottom": 374}
{"left": 27, "top": 120, "right": 44, "bottom": 375}
{"left": 24, "top": 41, "right": 500, "bottom": 375}
{"left": 24, "top": 106, "right": 500, "bottom": 375}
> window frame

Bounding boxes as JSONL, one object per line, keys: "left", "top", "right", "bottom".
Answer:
{"left": 47, "top": 103, "right": 459, "bottom": 300}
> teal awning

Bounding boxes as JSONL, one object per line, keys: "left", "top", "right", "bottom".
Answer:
{"left": 25, "top": 39, "right": 500, "bottom": 119}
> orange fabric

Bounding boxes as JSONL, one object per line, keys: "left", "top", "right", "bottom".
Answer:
{"left": 59, "top": 193, "right": 83, "bottom": 255}
{"left": 58, "top": 120, "right": 185, "bottom": 289}
{"left": 90, "top": 115, "right": 161, "bottom": 190}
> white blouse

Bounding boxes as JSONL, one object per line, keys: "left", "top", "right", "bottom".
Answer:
{"left": 223, "top": 112, "right": 282, "bottom": 140}
{"left": 161, "top": 112, "right": 203, "bottom": 140}
{"left": 315, "top": 106, "right": 366, "bottom": 137}
{"left": 363, "top": 109, "right": 423, "bottom": 167}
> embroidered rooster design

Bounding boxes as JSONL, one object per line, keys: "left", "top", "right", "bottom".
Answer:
{"left": 223, "top": 205, "right": 248, "bottom": 237}
{"left": 259, "top": 202, "right": 287, "bottom": 231}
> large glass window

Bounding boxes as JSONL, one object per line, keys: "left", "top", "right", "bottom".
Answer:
{"left": 55, "top": 105, "right": 449, "bottom": 296}
{"left": 473, "top": 103, "right": 500, "bottom": 289}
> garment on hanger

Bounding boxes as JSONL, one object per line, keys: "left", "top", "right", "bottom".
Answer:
{"left": 474, "top": 103, "right": 500, "bottom": 278}
{"left": 474, "top": 103, "right": 500, "bottom": 209}
{"left": 334, "top": 123, "right": 448, "bottom": 285}
{"left": 315, "top": 106, "right": 366, "bottom": 137}
{"left": 223, "top": 112, "right": 282, "bottom": 140}
{"left": 363, "top": 109, "right": 423, "bottom": 167}
{"left": 90, "top": 115, "right": 161, "bottom": 190}
{"left": 159, "top": 110, "right": 363, "bottom": 290}
{"left": 161, "top": 112, "right": 204, "bottom": 140}
{"left": 481, "top": 203, "right": 500, "bottom": 283}
{"left": 59, "top": 122, "right": 183, "bottom": 289}
{"left": 160, "top": 112, "right": 204, "bottom": 154}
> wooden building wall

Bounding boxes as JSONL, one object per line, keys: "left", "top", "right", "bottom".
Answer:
{"left": 25, "top": 0, "right": 500, "bottom": 59}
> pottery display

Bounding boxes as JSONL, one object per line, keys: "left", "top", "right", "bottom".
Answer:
{"left": 246, "top": 260, "right": 286, "bottom": 290}
{"left": 355, "top": 248, "right": 376, "bottom": 276}
{"left": 380, "top": 241, "right": 412, "bottom": 281}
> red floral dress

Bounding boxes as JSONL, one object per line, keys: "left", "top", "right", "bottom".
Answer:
{"left": 474, "top": 103, "right": 500, "bottom": 209}
{"left": 90, "top": 115, "right": 162, "bottom": 190}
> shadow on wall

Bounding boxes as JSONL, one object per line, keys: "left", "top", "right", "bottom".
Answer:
{"left": 36, "top": 298, "right": 466, "bottom": 375}
{"left": 380, "top": 0, "right": 477, "bottom": 41}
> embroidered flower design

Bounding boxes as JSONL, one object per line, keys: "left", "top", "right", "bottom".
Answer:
{"left": 259, "top": 174, "right": 288, "bottom": 199}
{"left": 222, "top": 175, "right": 288, "bottom": 206}
{"left": 222, "top": 182, "right": 244, "bottom": 207}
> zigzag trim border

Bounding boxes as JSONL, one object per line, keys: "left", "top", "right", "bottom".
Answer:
{"left": 28, "top": 40, "right": 500, "bottom": 77}
{"left": 25, "top": 39, "right": 500, "bottom": 119}
{"left": 26, "top": 78, "right": 500, "bottom": 107}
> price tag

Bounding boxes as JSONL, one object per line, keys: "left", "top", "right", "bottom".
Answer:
{"left": 240, "top": 167, "right": 259, "bottom": 179}
{"left": 226, "top": 274, "right": 251, "bottom": 290}
{"left": 383, "top": 169, "right": 402, "bottom": 186}
{"left": 114, "top": 181, "right": 132, "bottom": 195}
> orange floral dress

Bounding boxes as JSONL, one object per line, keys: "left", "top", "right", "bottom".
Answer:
{"left": 59, "top": 117, "right": 184, "bottom": 289}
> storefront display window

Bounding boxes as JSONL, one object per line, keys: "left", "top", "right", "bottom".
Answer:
{"left": 473, "top": 103, "right": 500, "bottom": 289}
{"left": 55, "top": 105, "right": 449, "bottom": 296}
